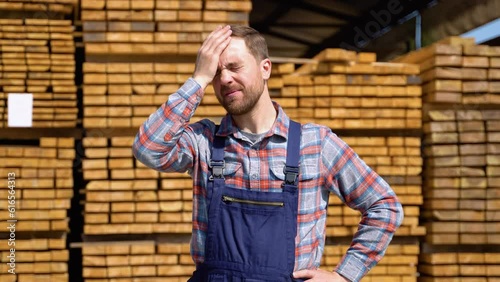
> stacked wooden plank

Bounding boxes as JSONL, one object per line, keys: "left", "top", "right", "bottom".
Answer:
{"left": 0, "top": 18, "right": 77, "bottom": 127}
{"left": 81, "top": 0, "right": 252, "bottom": 56}
{"left": 0, "top": 137, "right": 74, "bottom": 282}
{"left": 0, "top": 237, "right": 69, "bottom": 282}
{"left": 284, "top": 49, "right": 422, "bottom": 129}
{"left": 395, "top": 38, "right": 500, "bottom": 281}
{"left": 83, "top": 136, "right": 192, "bottom": 234}
{"left": 422, "top": 109, "right": 500, "bottom": 245}
{"left": 327, "top": 136, "right": 425, "bottom": 237}
{"left": 0, "top": 0, "right": 75, "bottom": 14}
{"left": 322, "top": 244, "right": 420, "bottom": 282}
{"left": 419, "top": 253, "right": 500, "bottom": 282}
{"left": 393, "top": 37, "right": 500, "bottom": 105}
{"left": 83, "top": 62, "right": 194, "bottom": 128}
{"left": 82, "top": 241, "right": 194, "bottom": 281}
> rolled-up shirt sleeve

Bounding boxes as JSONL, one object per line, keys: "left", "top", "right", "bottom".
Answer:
{"left": 132, "top": 78, "right": 205, "bottom": 173}
{"left": 322, "top": 131, "right": 404, "bottom": 282}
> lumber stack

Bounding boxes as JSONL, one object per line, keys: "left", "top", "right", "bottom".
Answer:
{"left": 83, "top": 62, "right": 194, "bottom": 128}
{"left": 394, "top": 37, "right": 500, "bottom": 105}
{"left": 419, "top": 253, "right": 500, "bottom": 282}
{"left": 0, "top": 138, "right": 74, "bottom": 231}
{"left": 422, "top": 109, "right": 500, "bottom": 245}
{"left": 322, "top": 244, "right": 420, "bottom": 282}
{"left": 395, "top": 38, "right": 500, "bottom": 281}
{"left": 83, "top": 136, "right": 192, "bottom": 234}
{"left": 0, "top": 0, "right": 75, "bottom": 14}
{"left": 82, "top": 241, "right": 194, "bottom": 281}
{"left": 285, "top": 49, "right": 422, "bottom": 129}
{"left": 81, "top": 0, "right": 252, "bottom": 56}
{"left": 0, "top": 18, "right": 77, "bottom": 127}
{"left": 0, "top": 138, "right": 74, "bottom": 282}
{"left": 0, "top": 237, "right": 69, "bottom": 282}
{"left": 327, "top": 136, "right": 425, "bottom": 237}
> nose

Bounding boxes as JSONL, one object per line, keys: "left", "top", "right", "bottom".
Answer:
{"left": 219, "top": 69, "right": 233, "bottom": 85}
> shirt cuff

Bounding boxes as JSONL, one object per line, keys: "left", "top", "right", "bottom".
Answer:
{"left": 335, "top": 254, "right": 368, "bottom": 282}
{"left": 177, "top": 78, "right": 204, "bottom": 102}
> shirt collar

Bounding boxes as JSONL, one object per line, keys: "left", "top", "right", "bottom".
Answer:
{"left": 216, "top": 101, "right": 290, "bottom": 140}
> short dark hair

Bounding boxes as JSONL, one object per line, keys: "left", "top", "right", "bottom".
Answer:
{"left": 230, "top": 25, "right": 269, "bottom": 61}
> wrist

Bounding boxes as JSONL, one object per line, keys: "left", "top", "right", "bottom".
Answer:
{"left": 333, "top": 271, "right": 350, "bottom": 282}
{"left": 192, "top": 75, "right": 210, "bottom": 90}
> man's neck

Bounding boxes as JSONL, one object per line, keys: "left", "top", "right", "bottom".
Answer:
{"left": 232, "top": 92, "right": 277, "bottom": 134}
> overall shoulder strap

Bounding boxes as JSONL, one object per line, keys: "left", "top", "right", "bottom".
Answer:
{"left": 210, "top": 125, "right": 225, "bottom": 179}
{"left": 284, "top": 120, "right": 301, "bottom": 186}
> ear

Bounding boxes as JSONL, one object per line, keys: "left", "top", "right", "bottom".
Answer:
{"left": 260, "top": 58, "right": 272, "bottom": 80}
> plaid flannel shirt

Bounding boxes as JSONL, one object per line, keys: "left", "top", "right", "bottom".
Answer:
{"left": 133, "top": 78, "right": 404, "bottom": 282}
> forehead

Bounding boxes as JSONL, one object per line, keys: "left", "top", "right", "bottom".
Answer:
{"left": 220, "top": 38, "right": 253, "bottom": 62}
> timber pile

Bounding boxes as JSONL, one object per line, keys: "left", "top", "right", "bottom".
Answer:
{"left": 393, "top": 37, "right": 500, "bottom": 105}
{"left": 0, "top": 0, "right": 75, "bottom": 14}
{"left": 0, "top": 137, "right": 74, "bottom": 231}
{"left": 419, "top": 253, "right": 500, "bottom": 282}
{"left": 83, "top": 62, "right": 194, "bottom": 128}
{"left": 328, "top": 136, "right": 425, "bottom": 237}
{"left": 422, "top": 109, "right": 500, "bottom": 245}
{"left": 0, "top": 138, "right": 74, "bottom": 282}
{"left": 81, "top": 0, "right": 252, "bottom": 56}
{"left": 322, "top": 244, "right": 420, "bottom": 282}
{"left": 82, "top": 241, "right": 194, "bottom": 281}
{"left": 286, "top": 48, "right": 422, "bottom": 129}
{"left": 0, "top": 237, "right": 69, "bottom": 282}
{"left": 0, "top": 18, "right": 77, "bottom": 127}
{"left": 395, "top": 37, "right": 500, "bottom": 281}
{"left": 82, "top": 136, "right": 192, "bottom": 234}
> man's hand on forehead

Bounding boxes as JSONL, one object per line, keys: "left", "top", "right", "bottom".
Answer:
{"left": 192, "top": 25, "right": 232, "bottom": 89}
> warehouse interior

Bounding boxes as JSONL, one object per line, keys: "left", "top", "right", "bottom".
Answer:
{"left": 0, "top": 0, "right": 499, "bottom": 281}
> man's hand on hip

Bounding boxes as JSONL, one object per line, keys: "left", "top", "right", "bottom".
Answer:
{"left": 293, "top": 269, "right": 350, "bottom": 282}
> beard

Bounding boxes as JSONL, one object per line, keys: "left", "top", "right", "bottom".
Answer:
{"left": 216, "top": 79, "right": 265, "bottom": 116}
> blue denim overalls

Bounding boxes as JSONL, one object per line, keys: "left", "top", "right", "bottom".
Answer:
{"left": 189, "top": 121, "right": 303, "bottom": 281}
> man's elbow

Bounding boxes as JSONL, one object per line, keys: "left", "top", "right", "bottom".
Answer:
{"left": 132, "top": 137, "right": 153, "bottom": 169}
{"left": 392, "top": 199, "right": 404, "bottom": 231}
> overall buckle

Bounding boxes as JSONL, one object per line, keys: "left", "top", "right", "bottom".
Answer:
{"left": 283, "top": 166, "right": 299, "bottom": 185}
{"left": 209, "top": 160, "right": 225, "bottom": 180}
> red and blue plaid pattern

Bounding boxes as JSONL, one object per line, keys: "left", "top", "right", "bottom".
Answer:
{"left": 133, "top": 79, "right": 404, "bottom": 282}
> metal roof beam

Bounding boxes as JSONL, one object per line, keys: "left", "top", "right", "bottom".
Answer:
{"left": 292, "top": 0, "right": 357, "bottom": 22}
{"left": 303, "top": 0, "right": 438, "bottom": 58}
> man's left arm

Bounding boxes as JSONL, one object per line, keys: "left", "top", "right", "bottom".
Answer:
{"left": 322, "top": 132, "right": 404, "bottom": 282}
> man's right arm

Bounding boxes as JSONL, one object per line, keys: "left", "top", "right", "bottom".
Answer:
{"left": 132, "top": 79, "right": 205, "bottom": 173}
{"left": 132, "top": 25, "right": 232, "bottom": 173}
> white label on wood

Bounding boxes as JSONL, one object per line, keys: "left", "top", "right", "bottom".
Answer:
{"left": 8, "top": 93, "right": 33, "bottom": 127}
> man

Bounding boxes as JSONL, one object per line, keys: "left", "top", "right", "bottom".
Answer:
{"left": 133, "top": 25, "right": 403, "bottom": 281}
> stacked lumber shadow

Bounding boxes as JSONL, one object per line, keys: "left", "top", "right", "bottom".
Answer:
{"left": 395, "top": 37, "right": 500, "bottom": 282}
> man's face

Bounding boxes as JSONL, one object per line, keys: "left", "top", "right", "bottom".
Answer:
{"left": 212, "top": 38, "right": 266, "bottom": 116}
